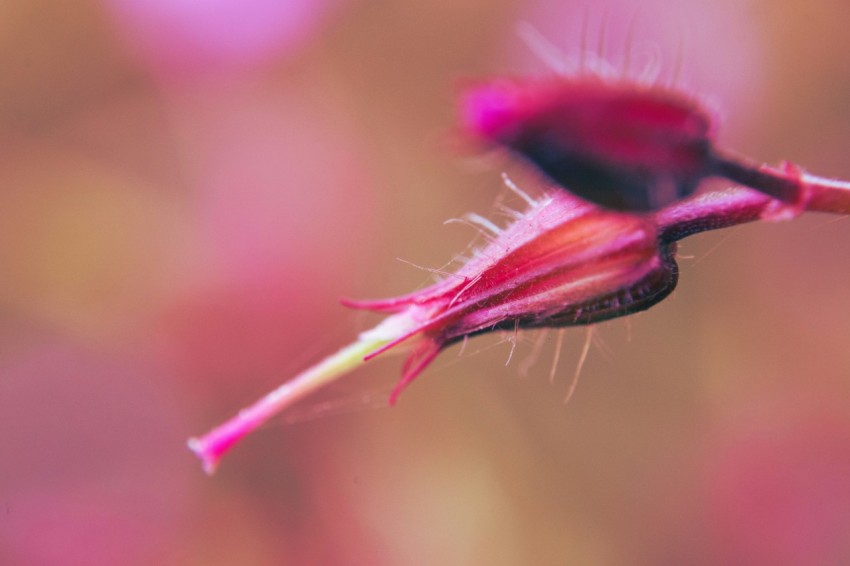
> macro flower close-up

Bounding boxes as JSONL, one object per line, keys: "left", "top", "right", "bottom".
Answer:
{"left": 3, "top": 1, "right": 850, "bottom": 564}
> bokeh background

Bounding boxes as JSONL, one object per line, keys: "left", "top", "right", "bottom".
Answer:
{"left": 2, "top": 0, "right": 850, "bottom": 564}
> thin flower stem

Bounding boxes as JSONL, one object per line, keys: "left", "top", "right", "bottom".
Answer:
{"left": 658, "top": 169, "right": 850, "bottom": 242}
{"left": 715, "top": 152, "right": 850, "bottom": 215}
{"left": 714, "top": 152, "right": 801, "bottom": 203}
{"left": 804, "top": 173, "right": 850, "bottom": 215}
{"left": 188, "top": 329, "right": 397, "bottom": 475}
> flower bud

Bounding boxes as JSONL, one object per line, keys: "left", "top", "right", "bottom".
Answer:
{"left": 461, "top": 77, "right": 716, "bottom": 211}
{"left": 346, "top": 189, "right": 677, "bottom": 401}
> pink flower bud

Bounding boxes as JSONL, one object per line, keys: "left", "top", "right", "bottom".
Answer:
{"left": 191, "top": 186, "right": 681, "bottom": 471}
{"left": 460, "top": 75, "right": 837, "bottom": 214}
{"left": 345, "top": 189, "right": 676, "bottom": 402}
{"left": 461, "top": 77, "right": 715, "bottom": 211}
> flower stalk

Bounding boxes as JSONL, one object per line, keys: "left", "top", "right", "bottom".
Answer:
{"left": 188, "top": 314, "right": 417, "bottom": 474}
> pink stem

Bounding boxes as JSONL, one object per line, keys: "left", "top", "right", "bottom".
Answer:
{"left": 658, "top": 167, "right": 850, "bottom": 242}
{"left": 804, "top": 173, "right": 850, "bottom": 215}
{"left": 188, "top": 332, "right": 395, "bottom": 474}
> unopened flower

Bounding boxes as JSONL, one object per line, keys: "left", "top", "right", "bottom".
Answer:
{"left": 460, "top": 76, "right": 714, "bottom": 211}
{"left": 189, "top": 166, "right": 850, "bottom": 474}
{"left": 460, "top": 75, "right": 815, "bottom": 213}
{"left": 343, "top": 185, "right": 676, "bottom": 401}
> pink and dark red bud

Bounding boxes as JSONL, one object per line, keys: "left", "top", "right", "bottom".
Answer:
{"left": 460, "top": 77, "right": 818, "bottom": 213}
{"left": 345, "top": 190, "right": 678, "bottom": 401}
{"left": 461, "top": 77, "right": 717, "bottom": 211}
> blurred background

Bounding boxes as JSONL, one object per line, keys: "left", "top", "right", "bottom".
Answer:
{"left": 2, "top": 0, "right": 850, "bottom": 564}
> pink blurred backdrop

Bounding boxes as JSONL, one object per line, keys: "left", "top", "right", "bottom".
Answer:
{"left": 2, "top": 0, "right": 850, "bottom": 563}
